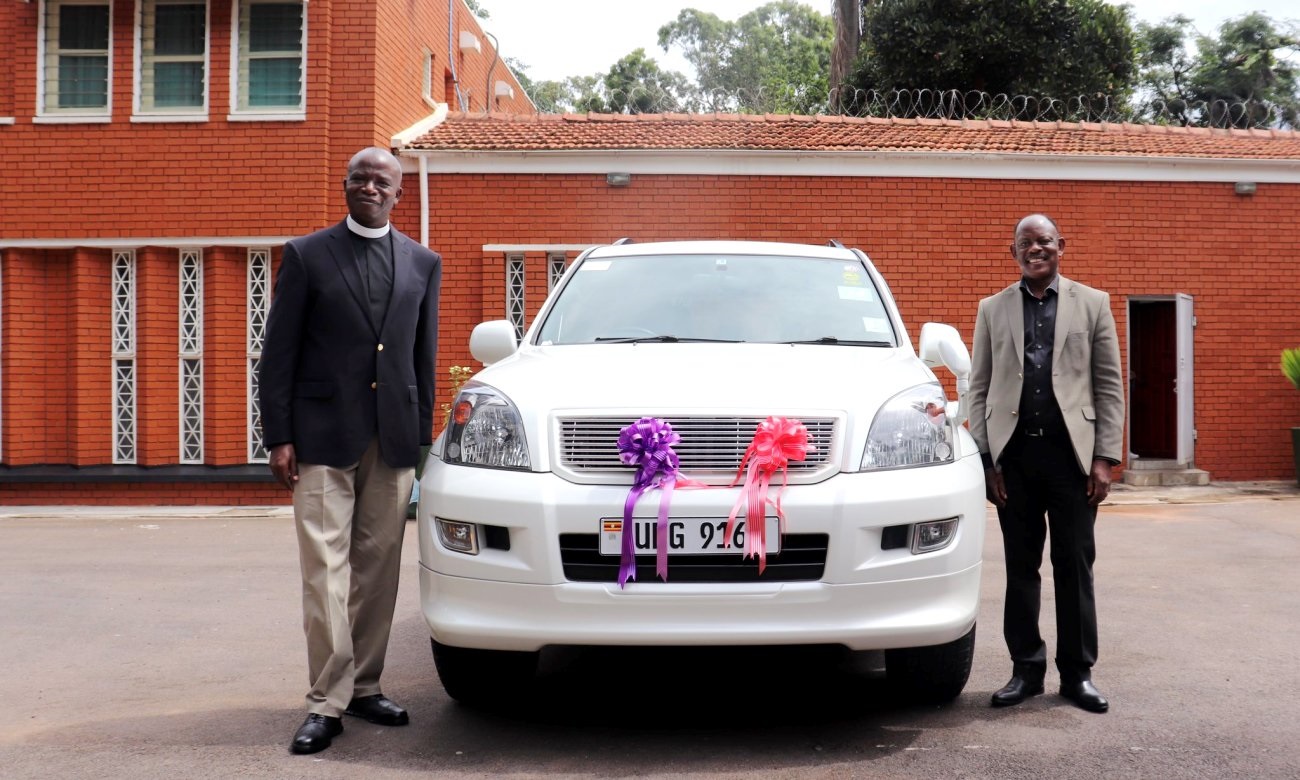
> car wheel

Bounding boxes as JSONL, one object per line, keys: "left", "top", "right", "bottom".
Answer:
{"left": 884, "top": 624, "right": 975, "bottom": 704}
{"left": 431, "top": 639, "right": 539, "bottom": 706}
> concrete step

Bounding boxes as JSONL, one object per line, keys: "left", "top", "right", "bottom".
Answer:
{"left": 1122, "top": 468, "right": 1211, "bottom": 487}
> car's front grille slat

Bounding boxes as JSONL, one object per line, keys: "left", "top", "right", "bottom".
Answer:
{"left": 558, "top": 416, "right": 836, "bottom": 475}
{"left": 559, "top": 533, "right": 828, "bottom": 583}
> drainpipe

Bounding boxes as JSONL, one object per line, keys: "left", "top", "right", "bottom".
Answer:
{"left": 419, "top": 155, "right": 430, "bottom": 248}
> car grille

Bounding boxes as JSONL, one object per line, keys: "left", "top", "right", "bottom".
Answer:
{"left": 557, "top": 416, "right": 836, "bottom": 476}
{"left": 558, "top": 533, "right": 829, "bottom": 583}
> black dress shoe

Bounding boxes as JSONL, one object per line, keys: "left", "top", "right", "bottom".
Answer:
{"left": 290, "top": 713, "right": 343, "bottom": 754}
{"left": 990, "top": 675, "right": 1045, "bottom": 707}
{"left": 1060, "top": 680, "right": 1109, "bottom": 713}
{"left": 344, "top": 694, "right": 409, "bottom": 726}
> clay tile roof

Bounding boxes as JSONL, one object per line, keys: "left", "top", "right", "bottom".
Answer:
{"left": 403, "top": 112, "right": 1300, "bottom": 160}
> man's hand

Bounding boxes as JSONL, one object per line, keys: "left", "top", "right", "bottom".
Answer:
{"left": 984, "top": 467, "right": 1007, "bottom": 508}
{"left": 269, "top": 443, "right": 299, "bottom": 492}
{"left": 1087, "top": 459, "right": 1113, "bottom": 506}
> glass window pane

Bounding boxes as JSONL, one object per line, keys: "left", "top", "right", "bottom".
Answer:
{"left": 249, "top": 4, "right": 301, "bottom": 52}
{"left": 154, "top": 4, "right": 206, "bottom": 56}
{"left": 59, "top": 5, "right": 109, "bottom": 50}
{"left": 249, "top": 58, "right": 301, "bottom": 106}
{"left": 58, "top": 55, "right": 109, "bottom": 107}
{"left": 153, "top": 61, "right": 204, "bottom": 106}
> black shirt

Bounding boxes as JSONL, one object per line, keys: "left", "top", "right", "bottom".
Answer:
{"left": 348, "top": 230, "right": 394, "bottom": 330}
{"left": 1017, "top": 277, "right": 1067, "bottom": 434}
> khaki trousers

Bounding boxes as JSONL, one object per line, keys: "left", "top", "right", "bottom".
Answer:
{"left": 293, "top": 438, "right": 414, "bottom": 717}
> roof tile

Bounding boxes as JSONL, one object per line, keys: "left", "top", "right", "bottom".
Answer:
{"left": 403, "top": 112, "right": 1300, "bottom": 160}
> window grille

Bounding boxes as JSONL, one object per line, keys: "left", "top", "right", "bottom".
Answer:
{"left": 548, "top": 252, "right": 567, "bottom": 292}
{"left": 247, "top": 248, "right": 270, "bottom": 462}
{"left": 179, "top": 249, "right": 203, "bottom": 463}
{"left": 112, "top": 250, "right": 137, "bottom": 464}
{"left": 234, "top": 0, "right": 304, "bottom": 112}
{"left": 41, "top": 0, "right": 112, "bottom": 113}
{"left": 506, "top": 254, "right": 525, "bottom": 341}
{"left": 138, "top": 0, "right": 207, "bottom": 112}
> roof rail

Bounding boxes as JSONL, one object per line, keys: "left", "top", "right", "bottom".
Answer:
{"left": 612, "top": 237, "right": 634, "bottom": 245}
{"left": 827, "top": 239, "right": 845, "bottom": 248}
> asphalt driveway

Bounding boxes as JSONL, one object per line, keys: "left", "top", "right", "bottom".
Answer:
{"left": 1, "top": 483, "right": 1297, "bottom": 779}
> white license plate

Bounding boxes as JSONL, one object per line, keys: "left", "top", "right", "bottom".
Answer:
{"left": 599, "top": 516, "right": 781, "bottom": 556}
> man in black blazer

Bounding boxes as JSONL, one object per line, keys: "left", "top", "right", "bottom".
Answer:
{"left": 260, "top": 147, "right": 441, "bottom": 754}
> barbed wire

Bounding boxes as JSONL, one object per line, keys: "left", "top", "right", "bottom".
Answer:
{"left": 529, "top": 84, "right": 1295, "bottom": 130}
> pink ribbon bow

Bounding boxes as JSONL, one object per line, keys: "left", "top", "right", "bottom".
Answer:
{"left": 725, "top": 416, "right": 810, "bottom": 573}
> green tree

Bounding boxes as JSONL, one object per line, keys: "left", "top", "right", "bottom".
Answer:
{"left": 464, "top": 0, "right": 489, "bottom": 20}
{"left": 658, "top": 1, "right": 833, "bottom": 113}
{"left": 1136, "top": 13, "right": 1299, "bottom": 128}
{"left": 842, "top": 0, "right": 1136, "bottom": 118}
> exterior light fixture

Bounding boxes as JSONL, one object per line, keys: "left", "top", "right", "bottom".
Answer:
{"left": 1234, "top": 181, "right": 1257, "bottom": 195}
{"left": 606, "top": 172, "right": 631, "bottom": 187}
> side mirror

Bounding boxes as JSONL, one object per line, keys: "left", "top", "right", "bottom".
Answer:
{"left": 918, "top": 322, "right": 971, "bottom": 424}
{"left": 469, "top": 320, "right": 518, "bottom": 366}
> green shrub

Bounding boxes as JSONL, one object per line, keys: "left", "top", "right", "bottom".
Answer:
{"left": 1283, "top": 347, "right": 1300, "bottom": 391}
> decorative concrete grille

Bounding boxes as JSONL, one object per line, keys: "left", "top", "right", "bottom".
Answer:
{"left": 507, "top": 254, "right": 525, "bottom": 341}
{"left": 548, "top": 253, "right": 567, "bottom": 292}
{"left": 179, "top": 249, "right": 203, "bottom": 463}
{"left": 112, "top": 250, "right": 137, "bottom": 464}
{"left": 247, "top": 248, "right": 270, "bottom": 462}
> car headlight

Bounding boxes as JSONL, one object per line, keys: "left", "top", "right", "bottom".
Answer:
{"left": 442, "top": 383, "right": 531, "bottom": 469}
{"left": 861, "top": 383, "right": 955, "bottom": 471}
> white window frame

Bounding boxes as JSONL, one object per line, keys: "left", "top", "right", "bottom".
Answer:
{"left": 247, "top": 248, "right": 271, "bottom": 463}
{"left": 506, "top": 253, "right": 526, "bottom": 342}
{"left": 547, "top": 252, "right": 568, "bottom": 292}
{"left": 228, "top": 0, "right": 307, "bottom": 121}
{"left": 133, "top": 0, "right": 210, "bottom": 121}
{"left": 422, "top": 48, "right": 436, "bottom": 108}
{"left": 179, "top": 249, "right": 204, "bottom": 464}
{"left": 112, "top": 250, "right": 138, "bottom": 465}
{"left": 36, "top": 0, "right": 114, "bottom": 122}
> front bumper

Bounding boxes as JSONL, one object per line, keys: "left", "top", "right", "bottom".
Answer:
{"left": 417, "top": 453, "right": 986, "bottom": 652}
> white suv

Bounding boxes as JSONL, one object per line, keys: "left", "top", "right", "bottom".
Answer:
{"left": 416, "top": 240, "right": 985, "bottom": 704}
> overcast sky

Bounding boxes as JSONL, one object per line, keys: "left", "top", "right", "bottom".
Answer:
{"left": 474, "top": 0, "right": 1299, "bottom": 83}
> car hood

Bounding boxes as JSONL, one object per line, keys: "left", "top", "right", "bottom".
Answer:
{"left": 473, "top": 343, "right": 937, "bottom": 415}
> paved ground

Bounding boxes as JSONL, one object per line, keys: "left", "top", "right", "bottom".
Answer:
{"left": 2, "top": 481, "right": 1298, "bottom": 779}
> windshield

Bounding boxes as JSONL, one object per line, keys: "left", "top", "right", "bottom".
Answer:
{"left": 535, "top": 252, "right": 898, "bottom": 346}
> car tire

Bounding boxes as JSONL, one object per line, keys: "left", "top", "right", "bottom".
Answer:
{"left": 431, "top": 639, "right": 539, "bottom": 706}
{"left": 884, "top": 624, "right": 975, "bottom": 704}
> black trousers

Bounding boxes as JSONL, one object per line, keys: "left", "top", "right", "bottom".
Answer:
{"left": 996, "top": 431, "right": 1098, "bottom": 685}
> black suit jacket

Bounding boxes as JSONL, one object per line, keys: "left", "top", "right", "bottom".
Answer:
{"left": 259, "top": 220, "right": 441, "bottom": 469}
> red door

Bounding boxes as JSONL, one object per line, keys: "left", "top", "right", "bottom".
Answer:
{"left": 1129, "top": 300, "right": 1177, "bottom": 459}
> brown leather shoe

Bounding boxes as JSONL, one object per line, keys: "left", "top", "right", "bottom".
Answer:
{"left": 344, "top": 694, "right": 410, "bottom": 726}
{"left": 990, "top": 675, "right": 1045, "bottom": 707}
{"left": 290, "top": 713, "right": 342, "bottom": 754}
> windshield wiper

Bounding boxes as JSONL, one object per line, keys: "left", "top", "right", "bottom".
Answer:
{"left": 593, "top": 335, "right": 741, "bottom": 344}
{"left": 783, "top": 337, "right": 893, "bottom": 347}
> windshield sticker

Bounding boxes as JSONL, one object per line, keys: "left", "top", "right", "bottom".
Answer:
{"left": 842, "top": 266, "right": 863, "bottom": 285}
{"left": 581, "top": 260, "right": 611, "bottom": 271}
{"left": 862, "top": 317, "right": 891, "bottom": 334}
{"left": 838, "top": 286, "right": 875, "bottom": 302}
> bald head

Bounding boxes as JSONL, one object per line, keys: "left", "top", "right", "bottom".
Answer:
{"left": 1014, "top": 214, "right": 1059, "bottom": 238}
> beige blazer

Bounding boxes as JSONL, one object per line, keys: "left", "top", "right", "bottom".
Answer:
{"left": 968, "top": 276, "right": 1125, "bottom": 475}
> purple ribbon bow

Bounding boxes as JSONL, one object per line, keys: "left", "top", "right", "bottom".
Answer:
{"left": 616, "top": 417, "right": 682, "bottom": 587}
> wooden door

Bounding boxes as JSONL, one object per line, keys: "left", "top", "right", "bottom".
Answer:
{"left": 1129, "top": 300, "right": 1177, "bottom": 458}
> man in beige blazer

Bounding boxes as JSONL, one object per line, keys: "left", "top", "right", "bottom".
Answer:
{"left": 968, "top": 214, "right": 1124, "bottom": 714}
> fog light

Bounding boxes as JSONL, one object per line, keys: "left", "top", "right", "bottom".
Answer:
{"left": 436, "top": 518, "right": 479, "bottom": 554}
{"left": 912, "top": 518, "right": 958, "bottom": 554}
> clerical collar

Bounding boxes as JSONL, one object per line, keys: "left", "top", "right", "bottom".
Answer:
{"left": 346, "top": 215, "right": 390, "bottom": 239}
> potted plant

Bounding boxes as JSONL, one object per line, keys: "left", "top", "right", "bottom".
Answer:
{"left": 1284, "top": 347, "right": 1300, "bottom": 486}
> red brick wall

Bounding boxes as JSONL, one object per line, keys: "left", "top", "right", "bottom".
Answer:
{"left": 400, "top": 172, "right": 1300, "bottom": 482}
